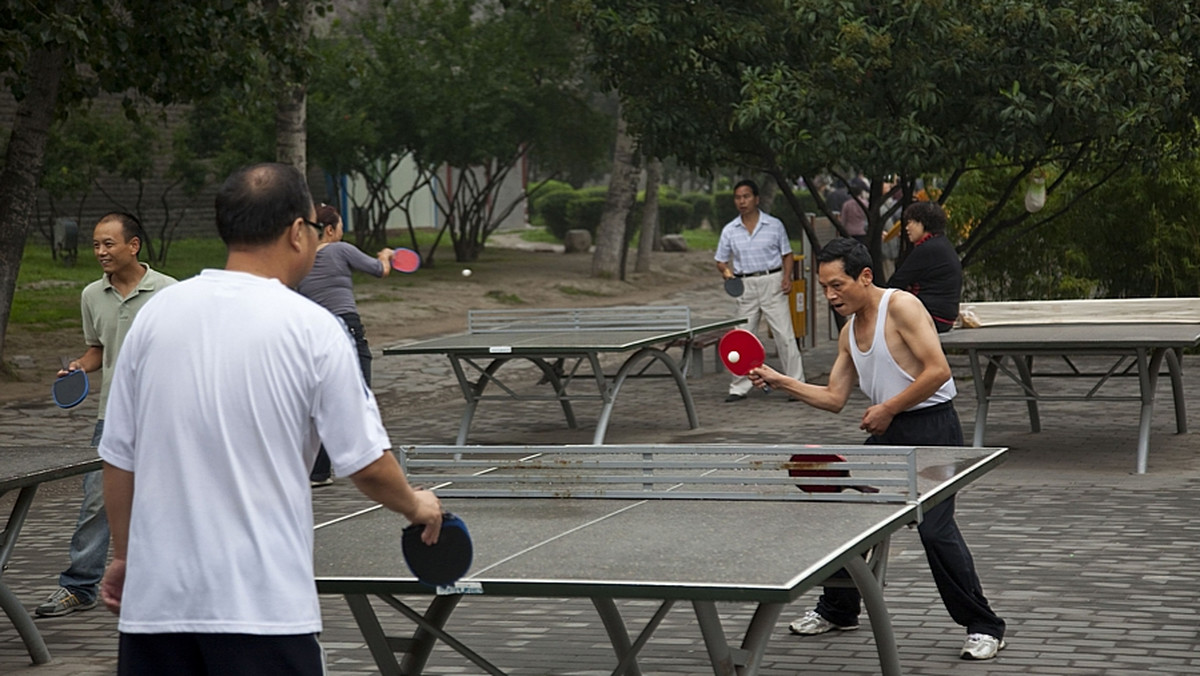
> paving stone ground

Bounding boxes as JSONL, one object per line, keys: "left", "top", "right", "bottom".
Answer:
{"left": 3, "top": 283, "right": 1199, "bottom": 675}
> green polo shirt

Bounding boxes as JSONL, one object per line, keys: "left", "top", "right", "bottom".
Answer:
{"left": 80, "top": 263, "right": 177, "bottom": 420}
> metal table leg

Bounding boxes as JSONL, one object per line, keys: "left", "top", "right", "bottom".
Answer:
{"left": 0, "top": 486, "right": 52, "bottom": 665}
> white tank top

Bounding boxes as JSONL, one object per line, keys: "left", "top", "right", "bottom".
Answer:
{"left": 848, "top": 288, "right": 955, "bottom": 410}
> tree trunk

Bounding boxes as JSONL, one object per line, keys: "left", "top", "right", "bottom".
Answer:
{"left": 0, "top": 46, "right": 67, "bottom": 361}
{"left": 635, "top": 157, "right": 661, "bottom": 273}
{"left": 592, "top": 109, "right": 638, "bottom": 279}
{"left": 276, "top": 83, "right": 307, "bottom": 174}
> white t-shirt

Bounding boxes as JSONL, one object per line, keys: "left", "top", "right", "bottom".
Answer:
{"left": 99, "top": 269, "right": 390, "bottom": 634}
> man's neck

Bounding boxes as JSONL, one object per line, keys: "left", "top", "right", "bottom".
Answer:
{"left": 853, "top": 286, "right": 886, "bottom": 328}
{"left": 108, "top": 262, "right": 147, "bottom": 296}
{"left": 740, "top": 210, "right": 760, "bottom": 231}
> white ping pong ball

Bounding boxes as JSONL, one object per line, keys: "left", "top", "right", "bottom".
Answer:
{"left": 461, "top": 269, "right": 472, "bottom": 277}
{"left": 728, "top": 350, "right": 740, "bottom": 364}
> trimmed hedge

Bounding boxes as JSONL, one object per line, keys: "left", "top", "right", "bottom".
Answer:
{"left": 566, "top": 195, "right": 607, "bottom": 235}
{"left": 680, "top": 192, "right": 713, "bottom": 230}
{"left": 540, "top": 190, "right": 578, "bottom": 239}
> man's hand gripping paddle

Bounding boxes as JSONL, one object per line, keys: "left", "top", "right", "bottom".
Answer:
{"left": 391, "top": 247, "right": 422, "bottom": 273}
{"left": 401, "top": 512, "right": 473, "bottom": 587}
{"left": 52, "top": 357, "right": 88, "bottom": 409}
{"left": 718, "top": 328, "right": 770, "bottom": 392}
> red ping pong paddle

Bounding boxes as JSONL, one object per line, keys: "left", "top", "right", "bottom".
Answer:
{"left": 718, "top": 329, "right": 771, "bottom": 393}
{"left": 52, "top": 369, "right": 88, "bottom": 409}
{"left": 788, "top": 454, "right": 880, "bottom": 494}
{"left": 401, "top": 512, "right": 473, "bottom": 587}
{"left": 391, "top": 247, "right": 421, "bottom": 273}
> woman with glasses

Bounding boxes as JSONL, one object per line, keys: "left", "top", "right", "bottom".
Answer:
{"left": 296, "top": 203, "right": 394, "bottom": 486}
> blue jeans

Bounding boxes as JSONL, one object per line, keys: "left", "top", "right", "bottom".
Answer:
{"left": 59, "top": 420, "right": 110, "bottom": 603}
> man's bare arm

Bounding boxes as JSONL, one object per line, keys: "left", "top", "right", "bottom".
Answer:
{"left": 350, "top": 451, "right": 443, "bottom": 543}
{"left": 100, "top": 462, "right": 134, "bottom": 613}
{"left": 750, "top": 324, "right": 856, "bottom": 412}
{"left": 59, "top": 346, "right": 103, "bottom": 377}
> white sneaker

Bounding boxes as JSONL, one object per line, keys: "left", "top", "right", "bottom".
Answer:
{"left": 788, "top": 610, "right": 858, "bottom": 636}
{"left": 960, "top": 633, "right": 1005, "bottom": 660}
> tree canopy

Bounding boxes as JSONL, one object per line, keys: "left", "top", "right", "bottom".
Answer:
{"left": 308, "top": 0, "right": 609, "bottom": 261}
{"left": 0, "top": 0, "right": 318, "bottom": 358}
{"left": 576, "top": 0, "right": 1200, "bottom": 272}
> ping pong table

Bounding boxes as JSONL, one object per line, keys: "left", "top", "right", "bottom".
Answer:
{"left": 941, "top": 321, "right": 1200, "bottom": 474}
{"left": 314, "top": 443, "right": 1007, "bottom": 676}
{"left": 382, "top": 307, "right": 744, "bottom": 444}
{"left": 0, "top": 445, "right": 101, "bottom": 665}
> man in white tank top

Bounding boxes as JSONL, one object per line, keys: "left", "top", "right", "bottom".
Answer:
{"left": 750, "top": 238, "right": 1006, "bottom": 661}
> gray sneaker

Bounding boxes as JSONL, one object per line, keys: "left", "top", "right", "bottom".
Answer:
{"left": 788, "top": 610, "right": 858, "bottom": 635}
{"left": 34, "top": 587, "right": 97, "bottom": 617}
{"left": 960, "top": 633, "right": 1006, "bottom": 660}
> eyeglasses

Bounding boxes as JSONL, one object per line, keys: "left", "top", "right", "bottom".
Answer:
{"left": 302, "top": 218, "right": 324, "bottom": 233}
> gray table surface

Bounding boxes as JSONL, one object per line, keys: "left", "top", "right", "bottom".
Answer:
{"left": 314, "top": 446, "right": 1006, "bottom": 602}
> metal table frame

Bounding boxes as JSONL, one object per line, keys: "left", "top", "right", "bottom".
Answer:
{"left": 316, "top": 444, "right": 1008, "bottom": 676}
{"left": 941, "top": 323, "right": 1200, "bottom": 473}
{"left": 0, "top": 446, "right": 101, "bottom": 665}
{"left": 383, "top": 308, "right": 744, "bottom": 444}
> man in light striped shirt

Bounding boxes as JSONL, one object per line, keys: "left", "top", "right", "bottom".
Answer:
{"left": 714, "top": 179, "right": 805, "bottom": 402}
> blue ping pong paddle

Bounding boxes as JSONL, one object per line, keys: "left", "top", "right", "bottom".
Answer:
{"left": 52, "top": 369, "right": 88, "bottom": 409}
{"left": 401, "top": 512, "right": 473, "bottom": 586}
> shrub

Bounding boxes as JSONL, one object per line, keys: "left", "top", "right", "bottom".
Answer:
{"left": 657, "top": 197, "right": 692, "bottom": 235}
{"left": 566, "top": 195, "right": 607, "bottom": 235}
{"left": 713, "top": 190, "right": 737, "bottom": 228}
{"left": 680, "top": 192, "right": 713, "bottom": 230}
{"left": 528, "top": 179, "right": 575, "bottom": 225}
{"left": 540, "top": 190, "right": 577, "bottom": 239}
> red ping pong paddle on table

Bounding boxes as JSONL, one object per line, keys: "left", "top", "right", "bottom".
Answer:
{"left": 401, "top": 512, "right": 473, "bottom": 587}
{"left": 718, "top": 328, "right": 771, "bottom": 392}
{"left": 391, "top": 247, "right": 421, "bottom": 273}
{"left": 788, "top": 454, "right": 880, "bottom": 494}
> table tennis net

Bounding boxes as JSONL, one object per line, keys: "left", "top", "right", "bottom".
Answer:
{"left": 396, "top": 444, "right": 920, "bottom": 504}
{"left": 468, "top": 307, "right": 693, "bottom": 334}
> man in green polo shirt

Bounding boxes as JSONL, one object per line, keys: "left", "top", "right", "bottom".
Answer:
{"left": 36, "top": 212, "right": 177, "bottom": 617}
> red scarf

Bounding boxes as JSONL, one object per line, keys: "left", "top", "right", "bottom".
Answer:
{"left": 914, "top": 232, "right": 936, "bottom": 247}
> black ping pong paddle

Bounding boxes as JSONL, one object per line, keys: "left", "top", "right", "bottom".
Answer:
{"left": 401, "top": 512, "right": 473, "bottom": 587}
{"left": 52, "top": 369, "right": 88, "bottom": 409}
{"left": 391, "top": 247, "right": 421, "bottom": 273}
{"left": 788, "top": 454, "right": 879, "bottom": 494}
{"left": 723, "top": 277, "right": 744, "bottom": 297}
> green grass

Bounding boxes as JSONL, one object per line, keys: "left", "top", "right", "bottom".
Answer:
{"left": 13, "top": 237, "right": 228, "bottom": 329}
{"left": 520, "top": 228, "right": 560, "bottom": 244}
{"left": 11, "top": 226, "right": 727, "bottom": 330}
{"left": 556, "top": 285, "right": 608, "bottom": 297}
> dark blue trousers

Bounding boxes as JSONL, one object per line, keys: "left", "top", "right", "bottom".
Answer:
{"left": 814, "top": 401, "right": 1006, "bottom": 638}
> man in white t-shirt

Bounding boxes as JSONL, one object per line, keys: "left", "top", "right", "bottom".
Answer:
{"left": 98, "top": 162, "right": 443, "bottom": 674}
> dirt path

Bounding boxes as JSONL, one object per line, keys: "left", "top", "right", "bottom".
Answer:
{"left": 0, "top": 238, "right": 719, "bottom": 407}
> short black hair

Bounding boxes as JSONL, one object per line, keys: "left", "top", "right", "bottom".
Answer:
{"left": 733, "top": 179, "right": 759, "bottom": 196}
{"left": 215, "top": 163, "right": 314, "bottom": 247}
{"left": 816, "top": 237, "right": 872, "bottom": 279}
{"left": 902, "top": 201, "right": 948, "bottom": 235}
{"left": 97, "top": 212, "right": 144, "bottom": 248}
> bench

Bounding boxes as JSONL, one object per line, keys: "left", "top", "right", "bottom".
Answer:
{"left": 668, "top": 329, "right": 727, "bottom": 378}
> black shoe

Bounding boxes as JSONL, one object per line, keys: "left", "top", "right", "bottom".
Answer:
{"left": 724, "top": 394, "right": 747, "bottom": 402}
